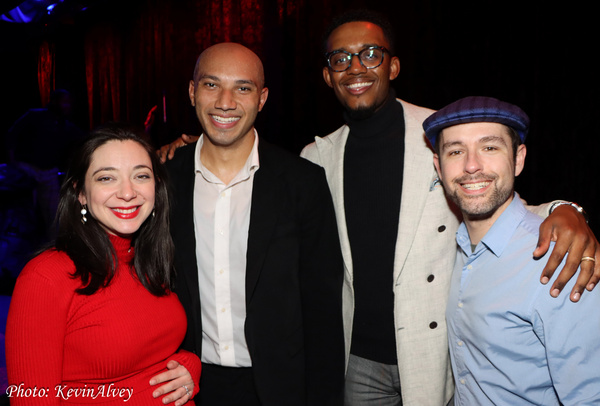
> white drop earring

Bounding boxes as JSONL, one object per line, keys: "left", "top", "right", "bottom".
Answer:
{"left": 81, "top": 205, "right": 88, "bottom": 224}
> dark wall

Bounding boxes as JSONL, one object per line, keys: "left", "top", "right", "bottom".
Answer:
{"left": 1, "top": 0, "right": 598, "bottom": 233}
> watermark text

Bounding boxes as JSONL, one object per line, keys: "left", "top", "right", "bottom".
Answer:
{"left": 7, "top": 383, "right": 133, "bottom": 402}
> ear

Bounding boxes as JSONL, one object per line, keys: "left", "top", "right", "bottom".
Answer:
{"left": 514, "top": 144, "right": 527, "bottom": 177}
{"left": 389, "top": 56, "right": 400, "bottom": 81}
{"left": 322, "top": 67, "right": 334, "bottom": 88}
{"left": 433, "top": 153, "right": 442, "bottom": 180}
{"left": 77, "top": 188, "right": 87, "bottom": 206}
{"left": 258, "top": 87, "right": 269, "bottom": 112}
{"left": 188, "top": 80, "right": 196, "bottom": 106}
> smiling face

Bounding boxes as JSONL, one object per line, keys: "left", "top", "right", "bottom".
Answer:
{"left": 433, "top": 122, "right": 526, "bottom": 222}
{"left": 323, "top": 21, "right": 400, "bottom": 118}
{"left": 189, "top": 43, "right": 268, "bottom": 150}
{"left": 78, "top": 140, "right": 155, "bottom": 238}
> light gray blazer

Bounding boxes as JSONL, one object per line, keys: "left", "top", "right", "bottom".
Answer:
{"left": 301, "top": 98, "right": 554, "bottom": 405}
{"left": 301, "top": 99, "right": 457, "bottom": 406}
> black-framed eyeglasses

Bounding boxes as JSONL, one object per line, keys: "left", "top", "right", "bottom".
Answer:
{"left": 325, "top": 46, "right": 387, "bottom": 72}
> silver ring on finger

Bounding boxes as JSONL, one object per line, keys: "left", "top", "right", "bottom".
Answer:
{"left": 182, "top": 385, "right": 190, "bottom": 397}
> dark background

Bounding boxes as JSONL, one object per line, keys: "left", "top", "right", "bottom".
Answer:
{"left": 0, "top": 0, "right": 598, "bottom": 263}
{"left": 0, "top": 1, "right": 598, "bottom": 269}
{"left": 1, "top": 0, "right": 597, "bottom": 232}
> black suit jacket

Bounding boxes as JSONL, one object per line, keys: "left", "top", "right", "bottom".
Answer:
{"left": 166, "top": 139, "right": 345, "bottom": 405}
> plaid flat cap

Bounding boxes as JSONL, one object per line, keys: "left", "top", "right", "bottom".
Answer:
{"left": 423, "top": 96, "right": 530, "bottom": 146}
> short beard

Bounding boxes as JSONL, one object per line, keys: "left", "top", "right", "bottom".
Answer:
{"left": 448, "top": 175, "right": 513, "bottom": 221}
{"left": 346, "top": 104, "right": 378, "bottom": 120}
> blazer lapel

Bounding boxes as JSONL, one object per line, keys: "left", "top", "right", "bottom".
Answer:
{"left": 171, "top": 145, "right": 202, "bottom": 324}
{"left": 245, "top": 142, "right": 283, "bottom": 304}
{"left": 393, "top": 101, "right": 437, "bottom": 282}
{"left": 314, "top": 128, "right": 354, "bottom": 281}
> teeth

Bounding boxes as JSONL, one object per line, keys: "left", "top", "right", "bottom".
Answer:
{"left": 462, "top": 182, "right": 490, "bottom": 190}
{"left": 346, "top": 82, "right": 372, "bottom": 89}
{"left": 212, "top": 115, "right": 240, "bottom": 123}
{"left": 113, "top": 207, "right": 137, "bottom": 214}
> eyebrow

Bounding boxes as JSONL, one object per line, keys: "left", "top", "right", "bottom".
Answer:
{"left": 91, "top": 165, "right": 152, "bottom": 176}
{"left": 440, "top": 140, "right": 463, "bottom": 150}
{"left": 199, "top": 74, "right": 256, "bottom": 87}
{"left": 329, "top": 43, "right": 381, "bottom": 53}
{"left": 478, "top": 135, "right": 508, "bottom": 145}
{"left": 441, "top": 135, "right": 508, "bottom": 151}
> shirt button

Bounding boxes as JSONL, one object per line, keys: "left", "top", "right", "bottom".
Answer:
{"left": 429, "top": 322, "right": 438, "bottom": 329}
{"left": 427, "top": 274, "right": 435, "bottom": 283}
{"left": 460, "top": 379, "right": 466, "bottom": 385}
{"left": 458, "top": 302, "right": 463, "bottom": 308}
{"left": 458, "top": 341, "right": 463, "bottom": 346}
{"left": 438, "top": 225, "right": 446, "bottom": 232}
{"left": 467, "top": 265, "right": 472, "bottom": 270}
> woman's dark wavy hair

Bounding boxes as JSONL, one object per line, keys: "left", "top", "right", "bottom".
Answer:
{"left": 54, "top": 123, "right": 174, "bottom": 296}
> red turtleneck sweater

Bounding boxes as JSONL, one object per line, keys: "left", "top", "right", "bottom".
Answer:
{"left": 6, "top": 234, "right": 200, "bottom": 405}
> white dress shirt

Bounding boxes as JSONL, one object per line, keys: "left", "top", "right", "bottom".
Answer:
{"left": 193, "top": 132, "right": 260, "bottom": 367}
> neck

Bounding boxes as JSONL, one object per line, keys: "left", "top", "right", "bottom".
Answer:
{"left": 200, "top": 131, "right": 255, "bottom": 184}
{"left": 344, "top": 89, "right": 398, "bottom": 138}
{"left": 464, "top": 219, "right": 494, "bottom": 247}
{"left": 463, "top": 194, "right": 515, "bottom": 246}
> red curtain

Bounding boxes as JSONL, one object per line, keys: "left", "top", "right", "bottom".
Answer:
{"left": 37, "top": 40, "right": 55, "bottom": 107}
{"left": 85, "top": 23, "right": 122, "bottom": 127}
{"left": 82, "top": 0, "right": 270, "bottom": 140}
{"left": 36, "top": 0, "right": 344, "bottom": 148}
{"left": 25, "top": 0, "right": 600, "bottom": 235}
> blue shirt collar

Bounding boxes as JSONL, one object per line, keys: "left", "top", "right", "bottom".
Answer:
{"left": 457, "top": 192, "right": 527, "bottom": 258}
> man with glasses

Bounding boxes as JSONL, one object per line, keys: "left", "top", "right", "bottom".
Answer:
{"left": 326, "top": 46, "right": 387, "bottom": 74}
{"left": 300, "top": 8, "right": 600, "bottom": 406}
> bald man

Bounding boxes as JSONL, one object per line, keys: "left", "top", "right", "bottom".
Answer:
{"left": 165, "top": 43, "right": 345, "bottom": 406}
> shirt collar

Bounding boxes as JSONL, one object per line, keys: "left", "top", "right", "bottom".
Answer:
{"left": 193, "top": 130, "right": 260, "bottom": 185}
{"left": 457, "top": 192, "right": 528, "bottom": 258}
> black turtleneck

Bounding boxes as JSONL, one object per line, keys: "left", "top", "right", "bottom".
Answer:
{"left": 344, "top": 90, "right": 404, "bottom": 365}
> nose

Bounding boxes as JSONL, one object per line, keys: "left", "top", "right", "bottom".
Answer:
{"left": 464, "top": 151, "right": 483, "bottom": 174}
{"left": 215, "top": 89, "right": 236, "bottom": 110}
{"left": 347, "top": 54, "right": 367, "bottom": 74}
{"left": 117, "top": 179, "right": 137, "bottom": 201}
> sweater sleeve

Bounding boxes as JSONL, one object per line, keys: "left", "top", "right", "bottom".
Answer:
{"left": 5, "top": 251, "right": 74, "bottom": 405}
{"left": 169, "top": 350, "right": 201, "bottom": 398}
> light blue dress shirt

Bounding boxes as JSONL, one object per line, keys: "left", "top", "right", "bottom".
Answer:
{"left": 447, "top": 193, "right": 600, "bottom": 405}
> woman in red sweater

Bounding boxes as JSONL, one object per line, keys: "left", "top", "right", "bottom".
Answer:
{"left": 6, "top": 125, "right": 201, "bottom": 405}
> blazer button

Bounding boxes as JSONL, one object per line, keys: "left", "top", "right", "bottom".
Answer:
{"left": 427, "top": 274, "right": 435, "bottom": 283}
{"left": 438, "top": 225, "right": 446, "bottom": 232}
{"left": 429, "top": 322, "right": 438, "bottom": 329}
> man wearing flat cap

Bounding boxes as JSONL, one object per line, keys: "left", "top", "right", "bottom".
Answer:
{"left": 158, "top": 11, "right": 600, "bottom": 404}
{"left": 426, "top": 96, "right": 600, "bottom": 405}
